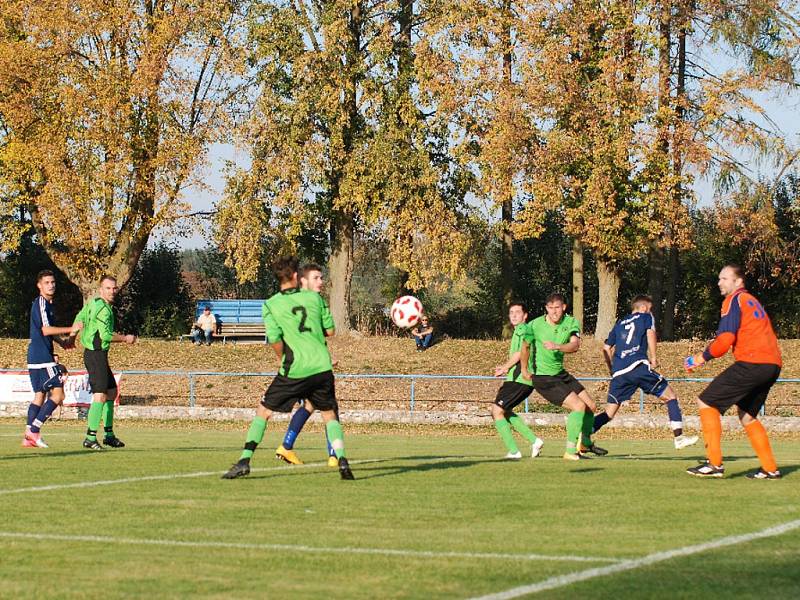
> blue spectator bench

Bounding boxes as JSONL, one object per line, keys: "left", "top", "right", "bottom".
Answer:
{"left": 184, "top": 299, "right": 267, "bottom": 344}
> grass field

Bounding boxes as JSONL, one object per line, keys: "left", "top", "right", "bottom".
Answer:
{"left": 1, "top": 420, "right": 799, "bottom": 599}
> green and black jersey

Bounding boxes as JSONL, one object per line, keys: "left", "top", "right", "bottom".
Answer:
{"left": 263, "top": 288, "right": 334, "bottom": 379}
{"left": 506, "top": 322, "right": 534, "bottom": 386}
{"left": 74, "top": 298, "right": 115, "bottom": 352}
{"left": 524, "top": 314, "right": 581, "bottom": 376}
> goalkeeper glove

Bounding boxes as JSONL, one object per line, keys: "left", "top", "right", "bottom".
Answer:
{"left": 684, "top": 353, "right": 707, "bottom": 373}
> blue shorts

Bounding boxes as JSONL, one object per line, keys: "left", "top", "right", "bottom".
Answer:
{"left": 29, "top": 365, "right": 66, "bottom": 394}
{"left": 608, "top": 364, "right": 669, "bottom": 404}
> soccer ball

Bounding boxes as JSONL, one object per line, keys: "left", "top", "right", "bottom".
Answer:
{"left": 391, "top": 295, "right": 423, "bottom": 328}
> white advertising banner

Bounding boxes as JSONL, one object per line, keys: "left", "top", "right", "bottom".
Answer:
{"left": 0, "top": 371, "right": 121, "bottom": 406}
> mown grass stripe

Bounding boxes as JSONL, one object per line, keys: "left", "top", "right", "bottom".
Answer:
{"left": 471, "top": 518, "right": 800, "bottom": 599}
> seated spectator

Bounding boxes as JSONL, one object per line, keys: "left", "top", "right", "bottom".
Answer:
{"left": 412, "top": 316, "right": 434, "bottom": 352}
{"left": 191, "top": 306, "right": 216, "bottom": 346}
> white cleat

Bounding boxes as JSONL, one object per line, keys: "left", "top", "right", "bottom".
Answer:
{"left": 25, "top": 432, "right": 49, "bottom": 448}
{"left": 504, "top": 451, "right": 522, "bottom": 460}
{"left": 674, "top": 435, "right": 699, "bottom": 450}
{"left": 531, "top": 438, "right": 544, "bottom": 458}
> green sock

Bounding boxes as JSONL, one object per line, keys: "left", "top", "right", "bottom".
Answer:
{"left": 566, "top": 411, "right": 584, "bottom": 454}
{"left": 85, "top": 401, "right": 104, "bottom": 441}
{"left": 581, "top": 410, "right": 595, "bottom": 448}
{"left": 508, "top": 414, "right": 537, "bottom": 443}
{"left": 494, "top": 419, "right": 518, "bottom": 453}
{"left": 239, "top": 416, "right": 267, "bottom": 461}
{"left": 325, "top": 420, "right": 346, "bottom": 459}
{"left": 102, "top": 402, "right": 114, "bottom": 437}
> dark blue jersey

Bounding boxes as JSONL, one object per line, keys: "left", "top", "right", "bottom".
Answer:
{"left": 27, "top": 296, "right": 56, "bottom": 367}
{"left": 604, "top": 312, "right": 655, "bottom": 377}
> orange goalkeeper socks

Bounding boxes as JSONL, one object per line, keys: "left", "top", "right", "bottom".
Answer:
{"left": 744, "top": 420, "right": 778, "bottom": 473}
{"left": 699, "top": 407, "right": 723, "bottom": 466}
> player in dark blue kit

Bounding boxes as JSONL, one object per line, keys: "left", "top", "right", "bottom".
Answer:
{"left": 23, "top": 270, "right": 82, "bottom": 448}
{"left": 593, "top": 295, "right": 698, "bottom": 450}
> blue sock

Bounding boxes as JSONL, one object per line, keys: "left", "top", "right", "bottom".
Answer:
{"left": 665, "top": 399, "right": 683, "bottom": 436}
{"left": 593, "top": 412, "right": 612, "bottom": 433}
{"left": 283, "top": 406, "right": 311, "bottom": 449}
{"left": 326, "top": 432, "right": 335, "bottom": 457}
{"left": 31, "top": 400, "right": 58, "bottom": 434}
{"left": 27, "top": 403, "right": 39, "bottom": 427}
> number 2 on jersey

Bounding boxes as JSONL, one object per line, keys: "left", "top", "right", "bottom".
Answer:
{"left": 292, "top": 306, "right": 312, "bottom": 333}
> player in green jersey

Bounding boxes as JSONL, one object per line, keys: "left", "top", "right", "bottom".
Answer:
{"left": 275, "top": 263, "right": 341, "bottom": 468}
{"left": 491, "top": 302, "right": 544, "bottom": 459}
{"left": 222, "top": 256, "right": 354, "bottom": 480}
{"left": 520, "top": 293, "right": 606, "bottom": 460}
{"left": 73, "top": 275, "right": 137, "bottom": 450}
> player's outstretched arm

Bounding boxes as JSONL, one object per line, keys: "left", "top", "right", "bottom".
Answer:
{"left": 545, "top": 334, "right": 580, "bottom": 354}
{"left": 646, "top": 329, "right": 658, "bottom": 369}
{"left": 519, "top": 341, "right": 531, "bottom": 380}
{"left": 270, "top": 340, "right": 284, "bottom": 362}
{"left": 111, "top": 333, "right": 137, "bottom": 344}
{"left": 602, "top": 344, "right": 614, "bottom": 375}
{"left": 494, "top": 351, "right": 521, "bottom": 377}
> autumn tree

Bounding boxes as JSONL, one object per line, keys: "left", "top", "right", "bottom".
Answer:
{"left": 645, "top": 0, "right": 800, "bottom": 338}
{"left": 0, "top": 1, "right": 246, "bottom": 299}
{"left": 417, "top": 0, "right": 538, "bottom": 336}
{"left": 215, "top": 0, "right": 471, "bottom": 331}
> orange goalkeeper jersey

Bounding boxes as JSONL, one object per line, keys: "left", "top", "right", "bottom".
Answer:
{"left": 702, "top": 288, "right": 782, "bottom": 366}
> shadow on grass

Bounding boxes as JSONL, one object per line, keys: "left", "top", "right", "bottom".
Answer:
{"left": 237, "top": 455, "right": 498, "bottom": 482}
{"left": 726, "top": 463, "right": 799, "bottom": 479}
{"left": 604, "top": 453, "right": 752, "bottom": 462}
{"left": 0, "top": 449, "right": 105, "bottom": 461}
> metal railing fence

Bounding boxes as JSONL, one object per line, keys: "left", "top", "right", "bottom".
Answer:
{"left": 4, "top": 369, "right": 797, "bottom": 415}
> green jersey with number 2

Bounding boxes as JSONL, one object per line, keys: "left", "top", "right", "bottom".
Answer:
{"left": 262, "top": 288, "right": 334, "bottom": 379}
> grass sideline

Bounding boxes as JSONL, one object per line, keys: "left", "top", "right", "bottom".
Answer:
{"left": 1, "top": 422, "right": 798, "bottom": 598}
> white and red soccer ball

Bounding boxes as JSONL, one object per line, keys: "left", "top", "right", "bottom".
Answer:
{"left": 391, "top": 295, "right": 423, "bottom": 329}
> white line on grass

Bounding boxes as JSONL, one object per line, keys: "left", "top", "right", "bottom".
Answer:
{"left": 470, "top": 518, "right": 800, "bottom": 599}
{"left": 0, "top": 454, "right": 495, "bottom": 496}
{"left": 0, "top": 531, "right": 621, "bottom": 564}
{"left": 0, "top": 459, "right": 362, "bottom": 496}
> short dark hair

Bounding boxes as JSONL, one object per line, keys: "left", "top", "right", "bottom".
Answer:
{"left": 509, "top": 301, "right": 528, "bottom": 314}
{"left": 299, "top": 263, "right": 323, "bottom": 279}
{"left": 631, "top": 294, "right": 652, "bottom": 310}
{"left": 724, "top": 263, "right": 745, "bottom": 281}
{"left": 545, "top": 292, "right": 566, "bottom": 305}
{"left": 99, "top": 275, "right": 117, "bottom": 285}
{"left": 272, "top": 256, "right": 299, "bottom": 284}
{"left": 204, "top": 305, "right": 212, "bottom": 311}
{"left": 36, "top": 270, "right": 55, "bottom": 282}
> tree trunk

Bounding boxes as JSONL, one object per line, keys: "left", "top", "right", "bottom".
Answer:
{"left": 393, "top": 0, "right": 413, "bottom": 295}
{"left": 648, "top": 243, "right": 665, "bottom": 327}
{"left": 571, "top": 239, "right": 584, "bottom": 331}
{"left": 499, "top": 5, "right": 514, "bottom": 339}
{"left": 325, "top": 1, "right": 362, "bottom": 333}
{"left": 661, "top": 2, "right": 689, "bottom": 341}
{"left": 328, "top": 209, "right": 354, "bottom": 333}
{"left": 662, "top": 245, "right": 678, "bottom": 340}
{"left": 595, "top": 259, "right": 620, "bottom": 339}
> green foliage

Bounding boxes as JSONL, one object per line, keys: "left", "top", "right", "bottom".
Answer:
{"left": 181, "top": 247, "right": 278, "bottom": 300}
{"left": 0, "top": 233, "right": 82, "bottom": 337}
{"left": 116, "top": 243, "right": 194, "bottom": 338}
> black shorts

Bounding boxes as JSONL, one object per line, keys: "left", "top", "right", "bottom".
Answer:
{"left": 262, "top": 371, "right": 337, "bottom": 413}
{"left": 699, "top": 362, "right": 781, "bottom": 417}
{"left": 532, "top": 371, "right": 585, "bottom": 407}
{"left": 84, "top": 349, "right": 116, "bottom": 394}
{"left": 493, "top": 381, "right": 534, "bottom": 411}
